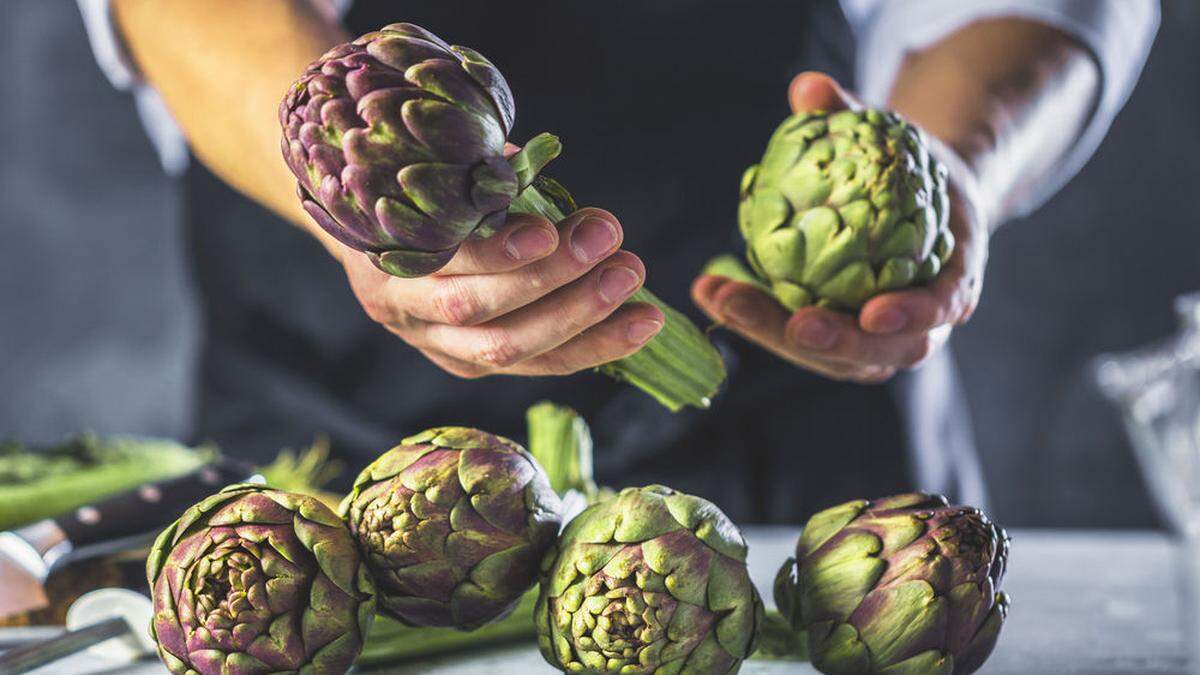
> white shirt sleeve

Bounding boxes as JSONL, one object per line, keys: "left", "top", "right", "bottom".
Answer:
{"left": 840, "top": 0, "right": 1159, "bottom": 217}
{"left": 76, "top": 0, "right": 353, "bottom": 176}
{"left": 77, "top": 0, "right": 189, "bottom": 174}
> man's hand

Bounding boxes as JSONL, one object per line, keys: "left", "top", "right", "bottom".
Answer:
{"left": 692, "top": 72, "right": 989, "bottom": 383}
{"left": 344, "top": 208, "right": 665, "bottom": 379}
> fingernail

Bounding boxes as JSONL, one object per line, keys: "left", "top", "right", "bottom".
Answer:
{"left": 723, "top": 295, "right": 767, "bottom": 328}
{"left": 504, "top": 224, "right": 555, "bottom": 261}
{"left": 598, "top": 266, "right": 641, "bottom": 304}
{"left": 627, "top": 319, "right": 663, "bottom": 344}
{"left": 570, "top": 217, "right": 618, "bottom": 263}
{"left": 870, "top": 309, "right": 908, "bottom": 334}
{"left": 792, "top": 318, "right": 836, "bottom": 350}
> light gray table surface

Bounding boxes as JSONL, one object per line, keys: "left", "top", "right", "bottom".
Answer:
{"left": 11, "top": 528, "right": 1185, "bottom": 675}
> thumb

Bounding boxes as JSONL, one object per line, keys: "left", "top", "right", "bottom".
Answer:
{"left": 788, "top": 72, "right": 857, "bottom": 114}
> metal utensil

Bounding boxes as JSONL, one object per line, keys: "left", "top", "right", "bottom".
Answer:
{"left": 0, "top": 589, "right": 154, "bottom": 675}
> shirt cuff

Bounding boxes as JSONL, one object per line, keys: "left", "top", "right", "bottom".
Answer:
{"left": 850, "top": 0, "right": 1159, "bottom": 217}
{"left": 77, "top": 0, "right": 139, "bottom": 89}
{"left": 77, "top": 0, "right": 190, "bottom": 174}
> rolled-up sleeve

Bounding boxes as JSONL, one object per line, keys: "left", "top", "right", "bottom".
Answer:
{"left": 841, "top": 0, "right": 1159, "bottom": 216}
{"left": 77, "top": 0, "right": 353, "bottom": 176}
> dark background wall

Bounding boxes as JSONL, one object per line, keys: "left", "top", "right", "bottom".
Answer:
{"left": 1, "top": 0, "right": 1195, "bottom": 527}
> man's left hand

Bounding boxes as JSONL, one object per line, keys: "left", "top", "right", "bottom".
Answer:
{"left": 692, "top": 72, "right": 989, "bottom": 384}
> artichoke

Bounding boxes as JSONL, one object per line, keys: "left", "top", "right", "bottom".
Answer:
{"left": 280, "top": 23, "right": 725, "bottom": 413}
{"left": 536, "top": 485, "right": 763, "bottom": 674}
{"left": 715, "top": 109, "right": 952, "bottom": 311}
{"left": 339, "top": 426, "right": 562, "bottom": 630}
{"left": 146, "top": 484, "right": 374, "bottom": 675}
{"left": 774, "top": 493, "right": 1010, "bottom": 675}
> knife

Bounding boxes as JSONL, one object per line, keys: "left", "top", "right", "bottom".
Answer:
{"left": 0, "top": 459, "right": 255, "bottom": 618}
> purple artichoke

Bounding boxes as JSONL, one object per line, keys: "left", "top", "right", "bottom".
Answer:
{"left": 146, "top": 484, "right": 374, "bottom": 675}
{"left": 339, "top": 427, "right": 562, "bottom": 630}
{"left": 280, "top": 23, "right": 517, "bottom": 277}
{"left": 775, "top": 493, "right": 1010, "bottom": 675}
{"left": 536, "top": 485, "right": 764, "bottom": 673}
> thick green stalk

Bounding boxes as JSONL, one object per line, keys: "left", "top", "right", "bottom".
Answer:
{"left": 752, "top": 609, "right": 809, "bottom": 661}
{"left": 508, "top": 145, "right": 726, "bottom": 412}
{"left": 357, "top": 589, "right": 538, "bottom": 666}
{"left": 525, "top": 401, "right": 597, "bottom": 497}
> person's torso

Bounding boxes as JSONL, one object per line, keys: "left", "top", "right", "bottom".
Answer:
{"left": 185, "top": 0, "right": 918, "bottom": 521}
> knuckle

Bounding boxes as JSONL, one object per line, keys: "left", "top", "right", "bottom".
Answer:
{"left": 552, "top": 303, "right": 593, "bottom": 339}
{"left": 474, "top": 329, "right": 523, "bottom": 368}
{"left": 434, "top": 278, "right": 486, "bottom": 326}
{"left": 525, "top": 262, "right": 555, "bottom": 293}
{"left": 359, "top": 297, "right": 392, "bottom": 325}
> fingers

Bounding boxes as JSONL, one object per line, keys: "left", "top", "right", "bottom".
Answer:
{"left": 786, "top": 309, "right": 944, "bottom": 369}
{"left": 788, "top": 72, "right": 858, "bottom": 114}
{"left": 858, "top": 253, "right": 976, "bottom": 335}
{"left": 384, "top": 208, "right": 624, "bottom": 326}
{"left": 692, "top": 276, "right": 878, "bottom": 379}
{"left": 693, "top": 274, "right": 949, "bottom": 380}
{"left": 515, "top": 303, "right": 665, "bottom": 375}
{"left": 859, "top": 191, "right": 988, "bottom": 335}
{"left": 418, "top": 298, "right": 664, "bottom": 379}
{"left": 436, "top": 213, "right": 559, "bottom": 276}
{"left": 693, "top": 274, "right": 791, "bottom": 350}
{"left": 412, "top": 251, "right": 647, "bottom": 369}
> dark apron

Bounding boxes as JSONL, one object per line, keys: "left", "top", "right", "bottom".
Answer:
{"left": 184, "top": 0, "right": 978, "bottom": 522}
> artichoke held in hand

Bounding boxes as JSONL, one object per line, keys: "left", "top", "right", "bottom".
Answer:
{"left": 775, "top": 493, "right": 1009, "bottom": 675}
{"left": 146, "top": 484, "right": 375, "bottom": 675}
{"left": 340, "top": 426, "right": 562, "bottom": 630}
{"left": 723, "top": 109, "right": 953, "bottom": 311}
{"left": 280, "top": 23, "right": 725, "bottom": 413}
{"left": 536, "top": 485, "right": 763, "bottom": 674}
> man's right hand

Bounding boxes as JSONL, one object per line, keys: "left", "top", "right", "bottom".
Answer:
{"left": 342, "top": 208, "right": 665, "bottom": 379}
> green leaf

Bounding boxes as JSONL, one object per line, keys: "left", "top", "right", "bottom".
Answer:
{"left": 507, "top": 133, "right": 562, "bottom": 193}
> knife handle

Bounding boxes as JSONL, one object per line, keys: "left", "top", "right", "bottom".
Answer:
{"left": 51, "top": 460, "right": 255, "bottom": 549}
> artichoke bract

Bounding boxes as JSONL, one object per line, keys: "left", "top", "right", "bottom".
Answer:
{"left": 340, "top": 426, "right": 562, "bottom": 630}
{"left": 536, "top": 485, "right": 763, "bottom": 674}
{"left": 281, "top": 23, "right": 725, "bottom": 413}
{"left": 146, "top": 484, "right": 374, "bottom": 675}
{"left": 774, "top": 493, "right": 1010, "bottom": 675}
{"left": 721, "top": 109, "right": 953, "bottom": 311}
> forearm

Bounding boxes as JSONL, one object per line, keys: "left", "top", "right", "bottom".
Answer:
{"left": 887, "top": 18, "right": 1100, "bottom": 225}
{"left": 112, "top": 0, "right": 350, "bottom": 258}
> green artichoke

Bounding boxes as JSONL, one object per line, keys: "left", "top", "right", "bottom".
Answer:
{"left": 280, "top": 23, "right": 725, "bottom": 413}
{"left": 340, "top": 426, "right": 562, "bottom": 630}
{"left": 536, "top": 485, "right": 763, "bottom": 674}
{"left": 774, "top": 493, "right": 1010, "bottom": 675}
{"left": 146, "top": 484, "right": 374, "bottom": 675}
{"left": 719, "top": 109, "right": 953, "bottom": 311}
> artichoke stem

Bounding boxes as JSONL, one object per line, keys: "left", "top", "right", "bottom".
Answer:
{"left": 525, "top": 402, "right": 597, "bottom": 497}
{"left": 510, "top": 180, "right": 726, "bottom": 412}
